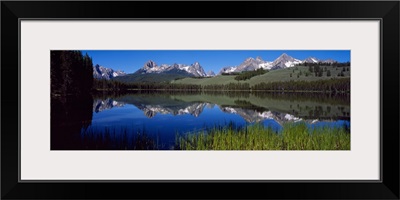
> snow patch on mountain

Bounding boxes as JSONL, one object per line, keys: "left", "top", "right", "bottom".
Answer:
{"left": 93, "top": 64, "right": 126, "bottom": 80}
{"left": 271, "top": 53, "right": 304, "bottom": 69}
{"left": 219, "top": 56, "right": 274, "bottom": 74}
{"left": 206, "top": 70, "right": 216, "bottom": 77}
{"left": 218, "top": 53, "right": 330, "bottom": 74}
{"left": 137, "top": 60, "right": 207, "bottom": 77}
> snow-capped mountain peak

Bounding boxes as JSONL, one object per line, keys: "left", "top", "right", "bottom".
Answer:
{"left": 206, "top": 70, "right": 216, "bottom": 77}
{"left": 219, "top": 56, "right": 273, "bottom": 74}
{"left": 219, "top": 53, "right": 341, "bottom": 74}
{"left": 218, "top": 66, "right": 237, "bottom": 74}
{"left": 93, "top": 64, "right": 126, "bottom": 80}
{"left": 245, "top": 57, "right": 255, "bottom": 62}
{"left": 303, "top": 57, "right": 320, "bottom": 63}
{"left": 132, "top": 53, "right": 340, "bottom": 77}
{"left": 136, "top": 61, "right": 207, "bottom": 77}
{"left": 188, "top": 62, "right": 207, "bottom": 77}
{"left": 322, "top": 59, "right": 337, "bottom": 64}
{"left": 143, "top": 60, "right": 157, "bottom": 70}
{"left": 276, "top": 53, "right": 293, "bottom": 61}
{"left": 279, "top": 53, "right": 289, "bottom": 58}
{"left": 271, "top": 53, "right": 303, "bottom": 69}
{"left": 191, "top": 62, "right": 201, "bottom": 70}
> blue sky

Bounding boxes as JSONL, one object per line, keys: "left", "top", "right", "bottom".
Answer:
{"left": 81, "top": 50, "right": 350, "bottom": 74}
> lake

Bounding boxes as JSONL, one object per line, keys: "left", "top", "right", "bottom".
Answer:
{"left": 51, "top": 91, "right": 350, "bottom": 150}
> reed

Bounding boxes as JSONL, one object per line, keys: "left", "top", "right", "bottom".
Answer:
{"left": 177, "top": 122, "right": 350, "bottom": 150}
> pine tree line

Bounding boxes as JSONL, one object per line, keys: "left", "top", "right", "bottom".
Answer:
{"left": 234, "top": 68, "right": 268, "bottom": 81}
{"left": 93, "top": 77, "right": 349, "bottom": 93}
{"left": 51, "top": 50, "right": 93, "bottom": 97}
{"left": 251, "top": 78, "right": 350, "bottom": 93}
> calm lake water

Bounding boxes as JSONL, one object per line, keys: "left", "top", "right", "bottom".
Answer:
{"left": 51, "top": 91, "right": 350, "bottom": 150}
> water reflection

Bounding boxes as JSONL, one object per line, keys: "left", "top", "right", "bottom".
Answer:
{"left": 93, "top": 98, "right": 126, "bottom": 113}
{"left": 51, "top": 91, "right": 350, "bottom": 150}
{"left": 51, "top": 95, "right": 93, "bottom": 150}
{"left": 105, "top": 92, "right": 349, "bottom": 122}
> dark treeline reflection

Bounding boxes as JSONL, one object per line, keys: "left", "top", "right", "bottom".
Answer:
{"left": 92, "top": 89, "right": 204, "bottom": 99}
{"left": 51, "top": 95, "right": 93, "bottom": 149}
{"left": 253, "top": 92, "right": 350, "bottom": 106}
{"left": 107, "top": 90, "right": 350, "bottom": 121}
{"left": 51, "top": 94, "right": 163, "bottom": 150}
{"left": 94, "top": 89, "right": 349, "bottom": 98}
{"left": 51, "top": 50, "right": 95, "bottom": 149}
{"left": 93, "top": 90, "right": 349, "bottom": 105}
{"left": 81, "top": 127, "right": 161, "bottom": 150}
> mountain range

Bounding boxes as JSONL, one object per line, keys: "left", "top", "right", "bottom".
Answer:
{"left": 133, "top": 53, "right": 338, "bottom": 77}
{"left": 135, "top": 60, "right": 208, "bottom": 77}
{"left": 219, "top": 53, "right": 336, "bottom": 74}
{"left": 93, "top": 64, "right": 126, "bottom": 80}
{"left": 94, "top": 53, "right": 338, "bottom": 81}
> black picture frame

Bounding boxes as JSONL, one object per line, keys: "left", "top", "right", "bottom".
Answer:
{"left": 1, "top": 1, "right": 399, "bottom": 199}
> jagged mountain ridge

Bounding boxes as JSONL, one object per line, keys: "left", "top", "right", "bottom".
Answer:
{"left": 207, "top": 70, "right": 216, "bottom": 77}
{"left": 94, "top": 53, "right": 339, "bottom": 80}
{"left": 303, "top": 56, "right": 320, "bottom": 63}
{"left": 270, "top": 53, "right": 303, "bottom": 70}
{"left": 93, "top": 64, "right": 126, "bottom": 80}
{"left": 219, "top": 53, "right": 338, "bottom": 74}
{"left": 136, "top": 60, "right": 207, "bottom": 77}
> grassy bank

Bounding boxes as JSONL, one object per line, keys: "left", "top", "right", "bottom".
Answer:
{"left": 172, "top": 66, "right": 350, "bottom": 86}
{"left": 177, "top": 122, "right": 350, "bottom": 150}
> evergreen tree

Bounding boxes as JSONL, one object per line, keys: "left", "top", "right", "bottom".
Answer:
{"left": 327, "top": 70, "right": 331, "bottom": 77}
{"left": 51, "top": 50, "right": 93, "bottom": 97}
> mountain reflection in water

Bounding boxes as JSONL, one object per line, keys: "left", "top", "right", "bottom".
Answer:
{"left": 51, "top": 91, "right": 350, "bottom": 150}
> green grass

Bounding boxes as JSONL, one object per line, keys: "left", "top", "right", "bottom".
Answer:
{"left": 250, "top": 66, "right": 350, "bottom": 84}
{"left": 171, "top": 66, "right": 350, "bottom": 86}
{"left": 177, "top": 122, "right": 350, "bottom": 150}
{"left": 171, "top": 75, "right": 240, "bottom": 85}
{"left": 78, "top": 120, "right": 350, "bottom": 150}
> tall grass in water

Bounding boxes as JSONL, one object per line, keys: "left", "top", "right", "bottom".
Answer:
{"left": 177, "top": 122, "right": 350, "bottom": 150}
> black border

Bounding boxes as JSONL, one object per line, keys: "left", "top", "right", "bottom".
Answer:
{"left": 18, "top": 18, "right": 380, "bottom": 183}
{"left": 2, "top": 1, "right": 399, "bottom": 199}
